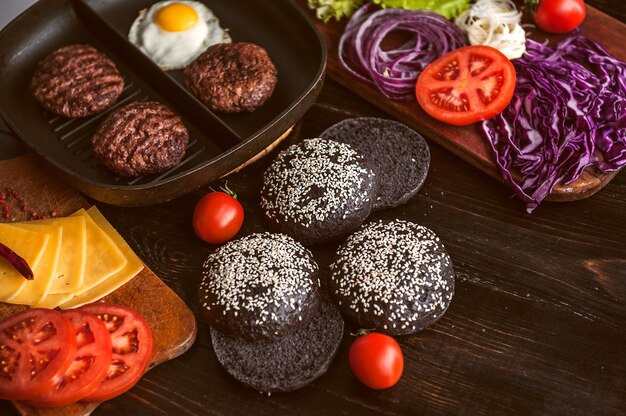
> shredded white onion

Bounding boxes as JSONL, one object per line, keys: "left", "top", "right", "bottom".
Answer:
{"left": 455, "top": 0, "right": 526, "bottom": 60}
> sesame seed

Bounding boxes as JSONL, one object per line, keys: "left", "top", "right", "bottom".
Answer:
{"left": 260, "top": 138, "right": 375, "bottom": 228}
{"left": 329, "top": 219, "right": 454, "bottom": 333}
{"left": 199, "top": 233, "right": 319, "bottom": 336}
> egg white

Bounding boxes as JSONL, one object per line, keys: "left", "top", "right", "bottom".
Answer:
{"left": 128, "top": 0, "right": 231, "bottom": 70}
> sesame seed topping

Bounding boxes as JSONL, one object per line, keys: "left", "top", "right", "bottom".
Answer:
{"left": 329, "top": 219, "right": 454, "bottom": 334}
{"left": 200, "top": 233, "right": 320, "bottom": 338}
{"left": 260, "top": 138, "right": 375, "bottom": 230}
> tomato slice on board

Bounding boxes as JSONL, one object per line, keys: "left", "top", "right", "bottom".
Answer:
{"left": 0, "top": 309, "right": 77, "bottom": 401}
{"left": 23, "top": 310, "right": 113, "bottom": 408}
{"left": 78, "top": 303, "right": 153, "bottom": 402}
{"left": 415, "top": 45, "right": 516, "bottom": 126}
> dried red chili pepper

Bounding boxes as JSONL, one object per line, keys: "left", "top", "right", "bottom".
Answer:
{"left": 0, "top": 242, "right": 34, "bottom": 280}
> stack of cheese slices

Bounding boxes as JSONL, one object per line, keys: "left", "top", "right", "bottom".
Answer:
{"left": 0, "top": 206, "right": 143, "bottom": 309}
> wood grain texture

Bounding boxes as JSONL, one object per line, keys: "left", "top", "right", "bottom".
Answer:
{"left": 223, "top": 124, "right": 298, "bottom": 177}
{"left": 0, "top": 1, "right": 625, "bottom": 415}
{"left": 2, "top": 87, "right": 625, "bottom": 415}
{"left": 298, "top": 0, "right": 626, "bottom": 202}
{"left": 72, "top": 88, "right": 626, "bottom": 416}
{"left": 0, "top": 154, "right": 197, "bottom": 416}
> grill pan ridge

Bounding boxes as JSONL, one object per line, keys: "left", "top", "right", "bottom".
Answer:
{"left": 0, "top": 0, "right": 326, "bottom": 206}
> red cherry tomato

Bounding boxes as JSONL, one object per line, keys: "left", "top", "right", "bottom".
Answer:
{"left": 416, "top": 45, "right": 516, "bottom": 126}
{"left": 348, "top": 332, "right": 404, "bottom": 389}
{"left": 79, "top": 303, "right": 153, "bottom": 402}
{"left": 532, "top": 0, "right": 586, "bottom": 34}
{"left": 0, "top": 309, "right": 77, "bottom": 401}
{"left": 24, "top": 310, "right": 112, "bottom": 408}
{"left": 192, "top": 188, "right": 244, "bottom": 244}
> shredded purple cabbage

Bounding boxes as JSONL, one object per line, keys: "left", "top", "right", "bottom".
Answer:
{"left": 339, "top": 4, "right": 467, "bottom": 100}
{"left": 480, "top": 34, "right": 626, "bottom": 213}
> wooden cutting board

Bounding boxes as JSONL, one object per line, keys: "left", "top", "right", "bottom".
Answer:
{"left": 299, "top": 1, "right": 626, "bottom": 201}
{"left": 0, "top": 154, "right": 197, "bottom": 416}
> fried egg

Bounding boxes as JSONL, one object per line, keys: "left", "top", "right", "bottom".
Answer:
{"left": 129, "top": 1, "right": 231, "bottom": 70}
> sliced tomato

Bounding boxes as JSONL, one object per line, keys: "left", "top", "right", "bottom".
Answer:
{"left": 0, "top": 309, "right": 77, "bottom": 401}
{"left": 23, "top": 310, "right": 112, "bottom": 408}
{"left": 78, "top": 303, "right": 153, "bottom": 402}
{"left": 416, "top": 45, "right": 516, "bottom": 126}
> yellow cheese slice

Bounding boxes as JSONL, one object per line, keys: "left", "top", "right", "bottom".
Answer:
{"left": 29, "top": 216, "right": 87, "bottom": 295}
{"left": 33, "top": 208, "right": 127, "bottom": 309}
{"left": 7, "top": 223, "right": 62, "bottom": 305}
{"left": 32, "top": 289, "right": 70, "bottom": 308}
{"left": 0, "top": 224, "right": 49, "bottom": 301}
{"left": 59, "top": 207, "right": 144, "bottom": 309}
{"left": 73, "top": 208, "right": 127, "bottom": 293}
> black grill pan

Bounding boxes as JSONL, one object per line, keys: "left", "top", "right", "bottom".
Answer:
{"left": 0, "top": 0, "right": 325, "bottom": 206}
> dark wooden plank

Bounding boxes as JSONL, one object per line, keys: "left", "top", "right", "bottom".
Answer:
{"left": 298, "top": 0, "right": 626, "bottom": 202}
{"left": 1, "top": 1, "right": 625, "bottom": 415}
{"left": 23, "top": 76, "right": 620, "bottom": 416}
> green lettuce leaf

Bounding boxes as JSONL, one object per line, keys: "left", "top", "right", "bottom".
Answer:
{"left": 307, "top": 0, "right": 470, "bottom": 22}
{"left": 307, "top": 0, "right": 366, "bottom": 22}
{"left": 372, "top": 0, "right": 470, "bottom": 19}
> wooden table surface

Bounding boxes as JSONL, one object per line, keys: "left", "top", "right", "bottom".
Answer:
{"left": 1, "top": 0, "right": 625, "bottom": 414}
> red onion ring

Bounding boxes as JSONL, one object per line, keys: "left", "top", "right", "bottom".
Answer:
{"left": 339, "top": 4, "right": 467, "bottom": 100}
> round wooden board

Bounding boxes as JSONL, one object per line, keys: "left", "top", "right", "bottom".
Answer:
{"left": 223, "top": 124, "right": 299, "bottom": 177}
{"left": 0, "top": 154, "right": 197, "bottom": 416}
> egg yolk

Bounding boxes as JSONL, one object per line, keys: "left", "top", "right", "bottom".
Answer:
{"left": 155, "top": 3, "right": 198, "bottom": 32}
